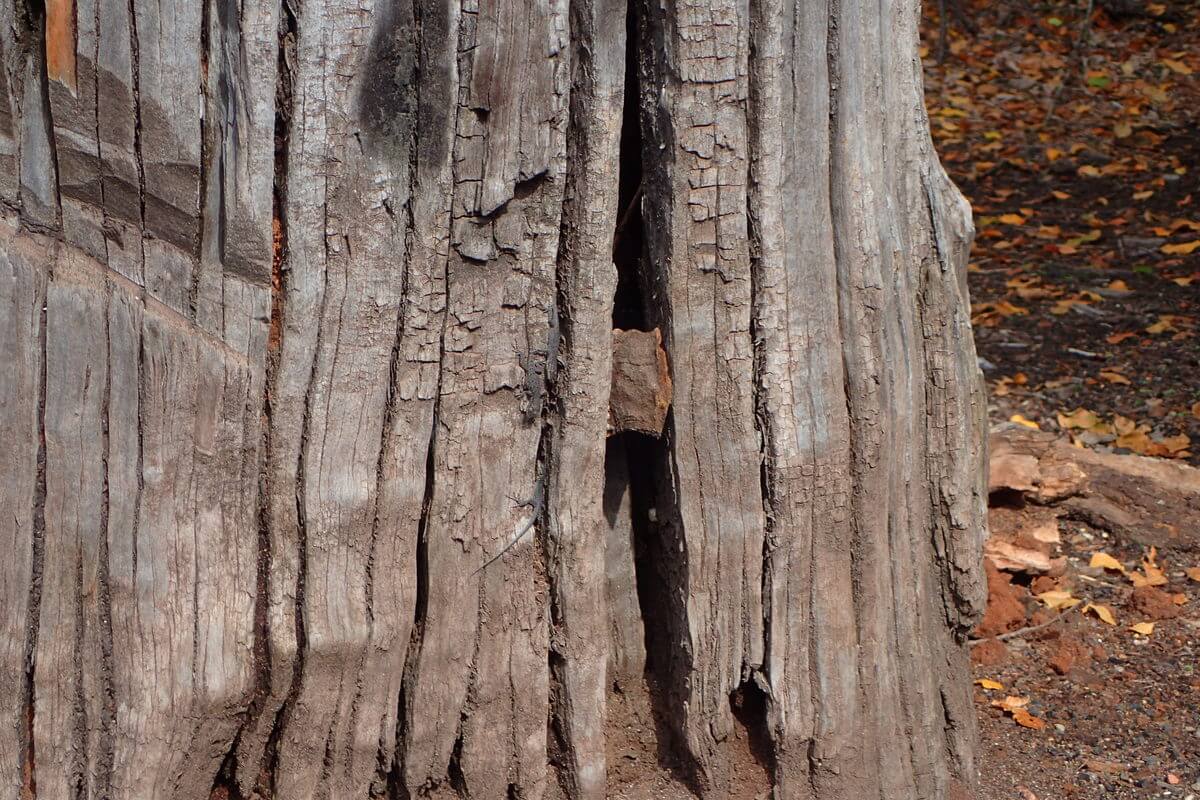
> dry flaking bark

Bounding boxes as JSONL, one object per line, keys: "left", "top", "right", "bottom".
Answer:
{"left": 0, "top": 1, "right": 985, "bottom": 799}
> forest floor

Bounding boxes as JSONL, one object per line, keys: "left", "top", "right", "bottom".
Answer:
{"left": 922, "top": 1, "right": 1200, "bottom": 798}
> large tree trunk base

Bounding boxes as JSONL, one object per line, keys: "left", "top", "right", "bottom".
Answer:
{"left": 0, "top": 0, "right": 986, "bottom": 797}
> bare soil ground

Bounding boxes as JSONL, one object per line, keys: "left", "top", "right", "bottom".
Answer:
{"left": 923, "top": 2, "right": 1200, "bottom": 797}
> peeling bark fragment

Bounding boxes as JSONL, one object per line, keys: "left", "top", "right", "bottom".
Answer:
{"left": 608, "top": 327, "right": 671, "bottom": 437}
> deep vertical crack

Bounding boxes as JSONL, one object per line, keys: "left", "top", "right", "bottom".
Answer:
{"left": 20, "top": 271, "right": 48, "bottom": 799}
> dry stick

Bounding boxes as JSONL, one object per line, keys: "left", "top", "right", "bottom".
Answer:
{"left": 968, "top": 608, "right": 1075, "bottom": 647}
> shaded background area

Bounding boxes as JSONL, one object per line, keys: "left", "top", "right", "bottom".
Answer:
{"left": 921, "top": 2, "right": 1200, "bottom": 798}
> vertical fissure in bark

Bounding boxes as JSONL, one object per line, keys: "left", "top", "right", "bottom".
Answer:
{"left": 254, "top": 3, "right": 299, "bottom": 794}
{"left": 95, "top": 292, "right": 116, "bottom": 800}
{"left": 603, "top": 0, "right": 700, "bottom": 786}
{"left": 72, "top": 526, "right": 88, "bottom": 798}
{"left": 90, "top": 0, "right": 110, "bottom": 268}
{"left": 361, "top": 2, "right": 424, "bottom": 786}
{"left": 611, "top": 0, "right": 646, "bottom": 333}
{"left": 729, "top": 681, "right": 776, "bottom": 780}
{"left": 20, "top": 276, "right": 48, "bottom": 799}
{"left": 742, "top": 10, "right": 780, "bottom": 778}
{"left": 192, "top": 0, "right": 212, "bottom": 320}
{"left": 125, "top": 0, "right": 146, "bottom": 274}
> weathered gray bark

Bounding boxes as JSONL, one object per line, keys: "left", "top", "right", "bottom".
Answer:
{"left": 0, "top": 0, "right": 987, "bottom": 798}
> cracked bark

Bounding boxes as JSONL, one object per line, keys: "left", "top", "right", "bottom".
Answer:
{"left": 0, "top": 1, "right": 986, "bottom": 798}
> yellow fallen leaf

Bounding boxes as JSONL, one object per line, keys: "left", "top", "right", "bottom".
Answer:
{"left": 1037, "top": 590, "right": 1081, "bottom": 610}
{"left": 1090, "top": 552, "right": 1126, "bottom": 574}
{"left": 1009, "top": 414, "right": 1040, "bottom": 430}
{"left": 1146, "top": 316, "right": 1177, "bottom": 335}
{"left": 1129, "top": 621, "right": 1155, "bottom": 635}
{"left": 1133, "top": 190, "right": 1154, "bottom": 200}
{"left": 975, "top": 678, "right": 1004, "bottom": 691}
{"left": 998, "top": 213, "right": 1027, "bottom": 225}
{"left": 1083, "top": 603, "right": 1116, "bottom": 626}
{"left": 1162, "top": 240, "right": 1200, "bottom": 255}
{"left": 1162, "top": 58, "right": 1193, "bottom": 76}
{"left": 1130, "top": 571, "right": 1167, "bottom": 588}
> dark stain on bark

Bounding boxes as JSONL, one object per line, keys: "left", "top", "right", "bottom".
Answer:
{"left": 356, "top": 0, "right": 418, "bottom": 166}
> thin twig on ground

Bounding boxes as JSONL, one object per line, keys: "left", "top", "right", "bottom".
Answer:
{"left": 969, "top": 609, "right": 1074, "bottom": 646}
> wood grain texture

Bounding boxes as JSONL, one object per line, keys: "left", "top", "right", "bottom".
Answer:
{"left": 0, "top": 218, "right": 46, "bottom": 800}
{"left": 639, "top": 0, "right": 768, "bottom": 784}
{"left": 0, "top": 2, "right": 985, "bottom": 799}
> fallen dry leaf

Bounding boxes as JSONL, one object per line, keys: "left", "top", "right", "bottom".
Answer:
{"left": 1012, "top": 707, "right": 1047, "bottom": 730}
{"left": 1083, "top": 602, "right": 1116, "bottom": 626}
{"left": 1090, "top": 552, "right": 1126, "bottom": 574}
{"left": 1037, "top": 589, "right": 1081, "bottom": 610}
{"left": 1129, "top": 621, "right": 1155, "bottom": 635}
{"left": 975, "top": 678, "right": 1004, "bottom": 691}
{"left": 1057, "top": 408, "right": 1104, "bottom": 431}
{"left": 1129, "top": 550, "right": 1169, "bottom": 588}
{"left": 1009, "top": 413, "right": 1040, "bottom": 430}
{"left": 991, "top": 695, "right": 1029, "bottom": 712}
{"left": 1099, "top": 370, "right": 1131, "bottom": 385}
{"left": 1185, "top": 566, "right": 1200, "bottom": 583}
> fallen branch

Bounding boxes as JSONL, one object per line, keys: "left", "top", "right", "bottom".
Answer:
{"left": 969, "top": 609, "right": 1073, "bottom": 646}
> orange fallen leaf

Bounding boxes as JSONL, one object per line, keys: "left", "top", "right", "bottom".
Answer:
{"left": 1162, "top": 240, "right": 1200, "bottom": 255}
{"left": 1129, "top": 621, "right": 1155, "bottom": 635}
{"left": 975, "top": 678, "right": 1004, "bottom": 691}
{"left": 1009, "top": 414, "right": 1040, "bottom": 430}
{"left": 1012, "top": 708, "right": 1047, "bottom": 730}
{"left": 1185, "top": 566, "right": 1200, "bottom": 582}
{"left": 1099, "top": 371, "right": 1130, "bottom": 385}
{"left": 1106, "top": 331, "right": 1138, "bottom": 345}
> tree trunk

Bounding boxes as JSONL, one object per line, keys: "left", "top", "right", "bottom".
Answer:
{"left": 0, "top": 0, "right": 987, "bottom": 797}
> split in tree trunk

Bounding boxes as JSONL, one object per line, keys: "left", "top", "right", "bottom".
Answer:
{"left": 0, "top": 0, "right": 987, "bottom": 798}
